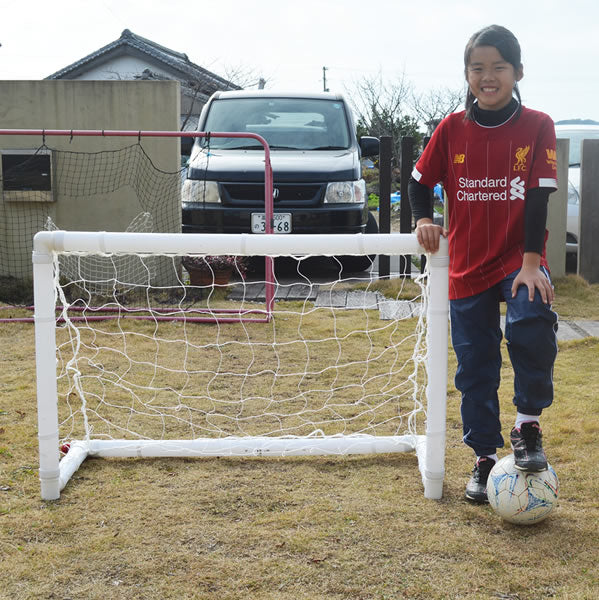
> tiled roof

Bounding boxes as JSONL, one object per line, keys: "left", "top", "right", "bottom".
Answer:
{"left": 46, "top": 29, "right": 240, "bottom": 96}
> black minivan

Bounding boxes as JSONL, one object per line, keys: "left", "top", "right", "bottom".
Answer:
{"left": 182, "top": 91, "right": 379, "bottom": 269}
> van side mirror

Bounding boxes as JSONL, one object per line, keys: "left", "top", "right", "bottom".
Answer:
{"left": 360, "top": 136, "right": 380, "bottom": 157}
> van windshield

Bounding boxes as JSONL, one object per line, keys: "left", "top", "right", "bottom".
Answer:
{"left": 201, "top": 97, "right": 352, "bottom": 151}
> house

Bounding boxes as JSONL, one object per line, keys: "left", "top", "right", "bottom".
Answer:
{"left": 46, "top": 29, "right": 241, "bottom": 130}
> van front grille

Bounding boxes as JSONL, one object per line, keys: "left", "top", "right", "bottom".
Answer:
{"left": 221, "top": 183, "right": 324, "bottom": 206}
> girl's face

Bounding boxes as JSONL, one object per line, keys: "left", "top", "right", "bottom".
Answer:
{"left": 466, "top": 45, "right": 523, "bottom": 111}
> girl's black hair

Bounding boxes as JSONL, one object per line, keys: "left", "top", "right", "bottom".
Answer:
{"left": 464, "top": 25, "right": 522, "bottom": 121}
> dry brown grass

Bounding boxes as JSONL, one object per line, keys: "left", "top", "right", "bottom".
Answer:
{"left": 551, "top": 275, "right": 599, "bottom": 320}
{"left": 1, "top": 274, "right": 598, "bottom": 599}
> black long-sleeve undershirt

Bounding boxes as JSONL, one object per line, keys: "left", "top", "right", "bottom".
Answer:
{"left": 408, "top": 99, "right": 551, "bottom": 255}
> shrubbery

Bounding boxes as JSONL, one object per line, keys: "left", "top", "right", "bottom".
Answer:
{"left": 0, "top": 276, "right": 34, "bottom": 305}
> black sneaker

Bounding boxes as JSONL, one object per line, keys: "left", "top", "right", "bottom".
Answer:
{"left": 510, "top": 422, "right": 548, "bottom": 472}
{"left": 465, "top": 457, "right": 495, "bottom": 503}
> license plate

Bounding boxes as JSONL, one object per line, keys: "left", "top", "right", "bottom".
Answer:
{"left": 251, "top": 212, "right": 292, "bottom": 234}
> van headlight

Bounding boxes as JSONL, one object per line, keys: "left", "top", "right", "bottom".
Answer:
{"left": 324, "top": 179, "right": 366, "bottom": 204}
{"left": 182, "top": 179, "right": 221, "bottom": 204}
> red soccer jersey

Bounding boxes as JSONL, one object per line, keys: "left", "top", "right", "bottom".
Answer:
{"left": 413, "top": 106, "right": 557, "bottom": 299}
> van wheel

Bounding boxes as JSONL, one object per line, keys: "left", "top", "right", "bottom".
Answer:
{"left": 338, "top": 212, "right": 379, "bottom": 273}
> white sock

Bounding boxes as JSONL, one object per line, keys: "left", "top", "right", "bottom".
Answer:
{"left": 515, "top": 412, "right": 540, "bottom": 429}
{"left": 477, "top": 454, "right": 498, "bottom": 464}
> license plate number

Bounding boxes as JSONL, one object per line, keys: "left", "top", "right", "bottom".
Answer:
{"left": 251, "top": 213, "right": 292, "bottom": 234}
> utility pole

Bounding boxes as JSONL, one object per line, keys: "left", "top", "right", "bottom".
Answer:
{"left": 322, "top": 66, "right": 329, "bottom": 92}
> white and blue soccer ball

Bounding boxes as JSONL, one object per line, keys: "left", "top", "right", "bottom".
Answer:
{"left": 486, "top": 454, "right": 559, "bottom": 525}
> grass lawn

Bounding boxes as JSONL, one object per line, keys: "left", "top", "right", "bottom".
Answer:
{"left": 1, "top": 274, "right": 598, "bottom": 599}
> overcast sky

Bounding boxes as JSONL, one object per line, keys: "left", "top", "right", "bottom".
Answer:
{"left": 1, "top": 0, "right": 597, "bottom": 124}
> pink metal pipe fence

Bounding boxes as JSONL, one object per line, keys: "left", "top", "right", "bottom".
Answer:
{"left": 0, "top": 128, "right": 275, "bottom": 324}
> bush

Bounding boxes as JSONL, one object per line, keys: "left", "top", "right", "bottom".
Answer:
{"left": 368, "top": 193, "right": 379, "bottom": 210}
{"left": 362, "top": 167, "right": 379, "bottom": 184}
{"left": 0, "top": 276, "right": 34, "bottom": 305}
{"left": 181, "top": 255, "right": 249, "bottom": 278}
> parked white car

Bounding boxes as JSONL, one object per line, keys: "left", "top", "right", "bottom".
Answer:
{"left": 554, "top": 123, "right": 599, "bottom": 267}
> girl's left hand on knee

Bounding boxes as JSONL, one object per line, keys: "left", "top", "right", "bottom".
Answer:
{"left": 511, "top": 266, "right": 554, "bottom": 304}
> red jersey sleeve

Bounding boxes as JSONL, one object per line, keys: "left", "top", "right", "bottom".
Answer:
{"left": 411, "top": 115, "right": 450, "bottom": 188}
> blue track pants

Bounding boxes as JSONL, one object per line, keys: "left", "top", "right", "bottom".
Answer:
{"left": 449, "top": 268, "right": 558, "bottom": 457}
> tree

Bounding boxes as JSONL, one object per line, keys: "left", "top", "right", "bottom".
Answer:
{"left": 410, "top": 86, "right": 464, "bottom": 135}
{"left": 221, "top": 62, "right": 271, "bottom": 90}
{"left": 347, "top": 72, "right": 422, "bottom": 167}
{"left": 180, "top": 64, "right": 271, "bottom": 131}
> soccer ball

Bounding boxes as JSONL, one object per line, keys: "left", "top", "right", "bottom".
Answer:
{"left": 486, "top": 454, "right": 559, "bottom": 525}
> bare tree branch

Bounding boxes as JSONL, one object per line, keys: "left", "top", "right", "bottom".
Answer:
{"left": 410, "top": 86, "right": 464, "bottom": 135}
{"left": 345, "top": 72, "right": 420, "bottom": 165}
{"left": 222, "top": 62, "right": 271, "bottom": 90}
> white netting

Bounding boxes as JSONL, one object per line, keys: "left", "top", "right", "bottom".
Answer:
{"left": 53, "top": 252, "right": 429, "bottom": 451}
{"left": 47, "top": 212, "right": 156, "bottom": 295}
{"left": 0, "top": 143, "right": 181, "bottom": 286}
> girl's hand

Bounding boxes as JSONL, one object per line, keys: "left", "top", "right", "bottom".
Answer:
{"left": 511, "top": 261, "right": 554, "bottom": 304}
{"left": 415, "top": 219, "right": 448, "bottom": 253}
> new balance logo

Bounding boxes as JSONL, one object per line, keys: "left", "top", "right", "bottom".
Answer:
{"left": 453, "top": 153, "right": 465, "bottom": 164}
{"left": 510, "top": 176, "right": 525, "bottom": 200}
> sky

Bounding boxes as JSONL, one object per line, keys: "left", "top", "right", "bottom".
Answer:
{"left": 1, "top": 0, "right": 597, "bottom": 125}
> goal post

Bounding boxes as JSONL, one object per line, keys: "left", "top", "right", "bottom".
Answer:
{"left": 33, "top": 230, "right": 449, "bottom": 501}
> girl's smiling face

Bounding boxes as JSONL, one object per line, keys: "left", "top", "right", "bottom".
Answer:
{"left": 467, "top": 45, "right": 523, "bottom": 111}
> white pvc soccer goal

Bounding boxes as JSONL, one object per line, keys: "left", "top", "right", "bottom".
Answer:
{"left": 33, "top": 230, "right": 449, "bottom": 501}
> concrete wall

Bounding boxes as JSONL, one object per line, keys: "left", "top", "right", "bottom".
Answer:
{"left": 0, "top": 80, "right": 181, "bottom": 279}
{"left": 580, "top": 139, "right": 599, "bottom": 283}
{"left": 546, "top": 138, "right": 569, "bottom": 279}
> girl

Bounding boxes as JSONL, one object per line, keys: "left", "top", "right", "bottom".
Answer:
{"left": 408, "top": 25, "right": 558, "bottom": 503}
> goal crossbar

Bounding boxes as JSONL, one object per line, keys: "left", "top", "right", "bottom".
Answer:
{"left": 33, "top": 231, "right": 449, "bottom": 500}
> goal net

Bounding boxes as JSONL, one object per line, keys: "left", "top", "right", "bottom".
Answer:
{"left": 0, "top": 140, "right": 181, "bottom": 287}
{"left": 33, "top": 230, "right": 449, "bottom": 501}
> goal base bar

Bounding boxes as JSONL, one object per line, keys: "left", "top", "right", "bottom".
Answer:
{"left": 45, "top": 435, "right": 443, "bottom": 500}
